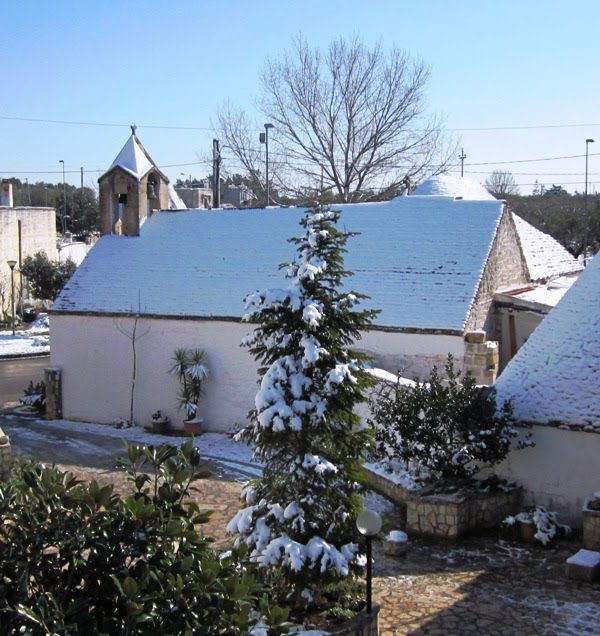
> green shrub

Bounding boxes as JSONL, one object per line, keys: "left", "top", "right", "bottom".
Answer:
{"left": 19, "top": 380, "right": 46, "bottom": 412}
{"left": 369, "top": 355, "right": 532, "bottom": 483}
{"left": 0, "top": 441, "right": 288, "bottom": 635}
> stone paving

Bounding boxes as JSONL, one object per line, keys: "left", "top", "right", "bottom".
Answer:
{"left": 84, "top": 462, "right": 600, "bottom": 635}
{"left": 3, "top": 415, "right": 600, "bottom": 635}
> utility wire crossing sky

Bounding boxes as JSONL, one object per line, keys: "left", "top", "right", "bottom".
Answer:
{"left": 1, "top": 0, "right": 598, "bottom": 194}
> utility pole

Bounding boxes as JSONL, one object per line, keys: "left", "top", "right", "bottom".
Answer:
{"left": 212, "top": 139, "right": 221, "bottom": 208}
{"left": 59, "top": 159, "right": 67, "bottom": 234}
{"left": 260, "top": 123, "right": 274, "bottom": 205}
{"left": 584, "top": 138, "right": 595, "bottom": 266}
{"left": 459, "top": 149, "right": 467, "bottom": 177}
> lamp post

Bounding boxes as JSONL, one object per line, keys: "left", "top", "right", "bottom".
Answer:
{"left": 584, "top": 139, "right": 595, "bottom": 266}
{"left": 59, "top": 159, "right": 67, "bottom": 235}
{"left": 7, "top": 260, "right": 17, "bottom": 336}
{"left": 180, "top": 172, "right": 192, "bottom": 187}
{"left": 260, "top": 123, "right": 274, "bottom": 206}
{"left": 356, "top": 508, "right": 382, "bottom": 614}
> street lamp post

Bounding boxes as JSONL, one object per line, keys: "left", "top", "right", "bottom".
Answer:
{"left": 356, "top": 508, "right": 382, "bottom": 615}
{"left": 59, "top": 159, "right": 67, "bottom": 235}
{"left": 180, "top": 172, "right": 192, "bottom": 187}
{"left": 260, "top": 123, "right": 274, "bottom": 206}
{"left": 584, "top": 139, "right": 595, "bottom": 266}
{"left": 7, "top": 260, "right": 17, "bottom": 336}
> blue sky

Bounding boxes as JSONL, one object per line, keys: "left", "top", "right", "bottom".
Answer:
{"left": 1, "top": 0, "right": 598, "bottom": 194}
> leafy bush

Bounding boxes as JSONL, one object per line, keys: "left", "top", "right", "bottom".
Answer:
{"left": 0, "top": 440, "right": 287, "bottom": 635}
{"left": 21, "top": 251, "right": 76, "bottom": 302}
{"left": 19, "top": 380, "right": 46, "bottom": 412}
{"left": 370, "top": 355, "right": 532, "bottom": 483}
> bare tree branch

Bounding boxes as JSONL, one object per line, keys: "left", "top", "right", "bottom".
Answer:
{"left": 215, "top": 36, "right": 456, "bottom": 204}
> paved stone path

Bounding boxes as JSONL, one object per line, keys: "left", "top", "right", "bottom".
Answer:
{"left": 3, "top": 415, "right": 600, "bottom": 634}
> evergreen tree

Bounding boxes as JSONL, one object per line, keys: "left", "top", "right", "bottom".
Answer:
{"left": 228, "top": 208, "right": 379, "bottom": 605}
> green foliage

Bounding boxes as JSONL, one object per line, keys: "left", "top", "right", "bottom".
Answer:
{"left": 504, "top": 505, "right": 572, "bottom": 545}
{"left": 0, "top": 440, "right": 286, "bottom": 635}
{"left": 19, "top": 380, "right": 46, "bottom": 412}
{"left": 169, "top": 348, "right": 209, "bottom": 418}
{"left": 507, "top": 192, "right": 600, "bottom": 258}
{"left": 9, "top": 179, "right": 99, "bottom": 237}
{"left": 231, "top": 208, "right": 379, "bottom": 606}
{"left": 370, "top": 355, "right": 532, "bottom": 483}
{"left": 21, "top": 251, "right": 76, "bottom": 301}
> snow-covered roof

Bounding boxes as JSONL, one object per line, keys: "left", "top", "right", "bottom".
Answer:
{"left": 53, "top": 196, "right": 505, "bottom": 331}
{"left": 495, "top": 253, "right": 600, "bottom": 431}
{"left": 168, "top": 184, "right": 186, "bottom": 209}
{"left": 103, "top": 132, "right": 155, "bottom": 181}
{"left": 508, "top": 275, "right": 578, "bottom": 309}
{"left": 412, "top": 175, "right": 496, "bottom": 201}
{"left": 512, "top": 214, "right": 583, "bottom": 282}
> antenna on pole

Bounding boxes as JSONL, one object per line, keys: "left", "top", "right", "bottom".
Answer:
{"left": 459, "top": 149, "right": 467, "bottom": 177}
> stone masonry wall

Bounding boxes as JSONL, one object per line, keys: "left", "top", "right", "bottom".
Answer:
{"left": 0, "top": 206, "right": 57, "bottom": 312}
{"left": 0, "top": 427, "right": 12, "bottom": 480}
{"left": 583, "top": 507, "right": 600, "bottom": 551}
{"left": 464, "top": 330, "right": 499, "bottom": 385}
{"left": 406, "top": 488, "right": 522, "bottom": 539}
{"left": 466, "top": 209, "right": 529, "bottom": 336}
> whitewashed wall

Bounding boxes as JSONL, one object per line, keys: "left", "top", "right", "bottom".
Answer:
{"left": 50, "top": 315, "right": 259, "bottom": 432}
{"left": 494, "top": 426, "right": 600, "bottom": 524}
{"left": 358, "top": 330, "right": 464, "bottom": 379}
{"left": 50, "top": 316, "right": 465, "bottom": 432}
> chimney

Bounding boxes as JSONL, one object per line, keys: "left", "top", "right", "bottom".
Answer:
{"left": 0, "top": 180, "right": 13, "bottom": 207}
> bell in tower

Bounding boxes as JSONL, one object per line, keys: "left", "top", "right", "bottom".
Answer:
{"left": 98, "top": 127, "right": 170, "bottom": 236}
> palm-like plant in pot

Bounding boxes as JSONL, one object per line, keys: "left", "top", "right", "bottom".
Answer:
{"left": 170, "top": 348, "right": 209, "bottom": 434}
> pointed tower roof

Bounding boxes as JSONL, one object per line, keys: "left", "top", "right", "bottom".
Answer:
{"left": 102, "top": 125, "right": 167, "bottom": 181}
{"left": 495, "top": 252, "right": 600, "bottom": 430}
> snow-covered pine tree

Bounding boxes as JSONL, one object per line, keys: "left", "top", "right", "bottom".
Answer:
{"left": 228, "top": 208, "right": 379, "bottom": 603}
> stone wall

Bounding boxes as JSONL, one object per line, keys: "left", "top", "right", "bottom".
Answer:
{"left": 406, "top": 488, "right": 522, "bottom": 540}
{"left": 0, "top": 427, "right": 12, "bottom": 480}
{"left": 99, "top": 167, "right": 169, "bottom": 237}
{"left": 464, "top": 330, "right": 499, "bottom": 385}
{"left": 583, "top": 507, "right": 600, "bottom": 551}
{"left": 0, "top": 206, "right": 57, "bottom": 312}
{"left": 365, "top": 466, "right": 522, "bottom": 540}
{"left": 466, "top": 209, "right": 529, "bottom": 336}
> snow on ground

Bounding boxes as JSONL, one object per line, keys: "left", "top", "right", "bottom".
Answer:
{"left": 0, "top": 314, "right": 50, "bottom": 357}
{"left": 2, "top": 415, "right": 260, "bottom": 477}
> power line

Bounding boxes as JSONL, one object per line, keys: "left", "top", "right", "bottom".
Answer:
{"left": 3, "top": 152, "right": 600, "bottom": 178}
{"left": 1, "top": 113, "right": 600, "bottom": 133}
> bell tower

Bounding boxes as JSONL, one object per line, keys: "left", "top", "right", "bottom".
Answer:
{"left": 98, "top": 125, "right": 169, "bottom": 236}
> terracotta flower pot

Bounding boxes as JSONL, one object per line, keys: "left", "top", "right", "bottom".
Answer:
{"left": 518, "top": 519, "right": 536, "bottom": 542}
{"left": 151, "top": 418, "right": 168, "bottom": 434}
{"left": 183, "top": 418, "right": 203, "bottom": 436}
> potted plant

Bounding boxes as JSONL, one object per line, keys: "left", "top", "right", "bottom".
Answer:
{"left": 170, "top": 348, "right": 209, "bottom": 435}
{"left": 150, "top": 410, "right": 169, "bottom": 434}
{"left": 504, "top": 506, "right": 571, "bottom": 545}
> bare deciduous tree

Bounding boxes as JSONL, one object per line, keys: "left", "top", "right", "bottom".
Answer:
{"left": 116, "top": 302, "right": 150, "bottom": 426}
{"left": 216, "top": 36, "right": 456, "bottom": 203}
{"left": 485, "top": 170, "right": 520, "bottom": 197}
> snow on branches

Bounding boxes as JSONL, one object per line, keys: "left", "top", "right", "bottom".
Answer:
{"left": 229, "top": 208, "right": 378, "bottom": 594}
